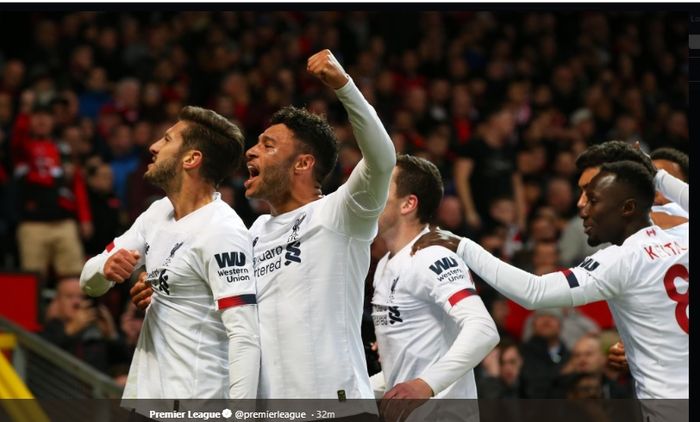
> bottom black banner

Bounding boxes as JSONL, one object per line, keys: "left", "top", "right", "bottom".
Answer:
{"left": 0, "top": 399, "right": 689, "bottom": 422}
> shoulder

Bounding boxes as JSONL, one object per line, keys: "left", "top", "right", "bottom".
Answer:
{"left": 135, "top": 197, "right": 171, "bottom": 225}
{"left": 249, "top": 213, "right": 272, "bottom": 234}
{"left": 143, "top": 196, "right": 171, "bottom": 215}
{"left": 199, "top": 203, "right": 251, "bottom": 239}
{"left": 413, "top": 245, "right": 461, "bottom": 262}
{"left": 412, "top": 245, "right": 465, "bottom": 275}
{"left": 576, "top": 244, "right": 626, "bottom": 271}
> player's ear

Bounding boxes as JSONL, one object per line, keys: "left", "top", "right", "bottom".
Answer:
{"left": 401, "top": 194, "right": 418, "bottom": 216}
{"left": 620, "top": 198, "right": 636, "bottom": 217}
{"left": 294, "top": 154, "right": 315, "bottom": 174}
{"left": 183, "top": 150, "right": 203, "bottom": 170}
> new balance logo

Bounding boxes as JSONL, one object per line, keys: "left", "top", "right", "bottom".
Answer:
{"left": 429, "top": 257, "right": 458, "bottom": 275}
{"left": 578, "top": 257, "right": 600, "bottom": 272}
{"left": 284, "top": 241, "right": 301, "bottom": 266}
{"left": 147, "top": 269, "right": 171, "bottom": 295}
{"left": 214, "top": 252, "right": 246, "bottom": 268}
{"left": 388, "top": 306, "right": 403, "bottom": 325}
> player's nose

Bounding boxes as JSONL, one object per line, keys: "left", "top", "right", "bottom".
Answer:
{"left": 245, "top": 145, "right": 258, "bottom": 161}
{"left": 149, "top": 138, "right": 163, "bottom": 155}
{"left": 576, "top": 192, "right": 587, "bottom": 209}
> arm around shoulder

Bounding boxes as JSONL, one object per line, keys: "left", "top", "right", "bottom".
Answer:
{"left": 419, "top": 296, "right": 499, "bottom": 395}
{"left": 655, "top": 169, "right": 689, "bottom": 212}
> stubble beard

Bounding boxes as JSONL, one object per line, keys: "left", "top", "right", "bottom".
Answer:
{"left": 250, "top": 158, "right": 294, "bottom": 207}
{"left": 144, "top": 156, "right": 181, "bottom": 193}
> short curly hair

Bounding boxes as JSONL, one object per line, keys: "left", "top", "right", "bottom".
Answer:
{"left": 269, "top": 106, "right": 339, "bottom": 185}
{"left": 598, "top": 160, "right": 655, "bottom": 212}
{"left": 650, "top": 147, "right": 688, "bottom": 181}
{"left": 575, "top": 140, "right": 655, "bottom": 175}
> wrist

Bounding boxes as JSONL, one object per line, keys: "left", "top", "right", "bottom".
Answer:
{"left": 333, "top": 75, "right": 353, "bottom": 93}
{"left": 416, "top": 377, "right": 435, "bottom": 397}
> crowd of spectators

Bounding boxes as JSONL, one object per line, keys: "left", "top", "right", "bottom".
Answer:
{"left": 0, "top": 10, "right": 688, "bottom": 397}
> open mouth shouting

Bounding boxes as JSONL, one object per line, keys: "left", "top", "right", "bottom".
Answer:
{"left": 244, "top": 163, "right": 260, "bottom": 190}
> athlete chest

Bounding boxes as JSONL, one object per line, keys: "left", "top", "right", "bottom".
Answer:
{"left": 142, "top": 230, "right": 197, "bottom": 296}
{"left": 372, "top": 261, "right": 433, "bottom": 328}
{"left": 250, "top": 211, "right": 319, "bottom": 282}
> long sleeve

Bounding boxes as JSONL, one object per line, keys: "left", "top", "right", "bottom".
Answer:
{"left": 455, "top": 237, "right": 614, "bottom": 309}
{"left": 79, "top": 200, "right": 152, "bottom": 296}
{"left": 335, "top": 78, "right": 396, "bottom": 214}
{"left": 655, "top": 169, "right": 689, "bottom": 212}
{"left": 80, "top": 253, "right": 113, "bottom": 297}
{"left": 419, "top": 296, "right": 500, "bottom": 395}
{"left": 221, "top": 306, "right": 260, "bottom": 399}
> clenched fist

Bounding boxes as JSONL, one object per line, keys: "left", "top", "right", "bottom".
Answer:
{"left": 307, "top": 49, "right": 350, "bottom": 90}
{"left": 607, "top": 341, "right": 629, "bottom": 372}
{"left": 130, "top": 271, "right": 153, "bottom": 310}
{"left": 104, "top": 248, "right": 141, "bottom": 283}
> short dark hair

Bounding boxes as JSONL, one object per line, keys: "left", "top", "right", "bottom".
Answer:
{"left": 650, "top": 147, "right": 689, "bottom": 181}
{"left": 575, "top": 140, "right": 655, "bottom": 175}
{"left": 269, "top": 106, "right": 339, "bottom": 185}
{"left": 178, "top": 106, "right": 245, "bottom": 186}
{"left": 395, "top": 154, "right": 444, "bottom": 224}
{"left": 598, "top": 160, "right": 655, "bottom": 212}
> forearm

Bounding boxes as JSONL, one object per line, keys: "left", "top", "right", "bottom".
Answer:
{"left": 335, "top": 78, "right": 395, "bottom": 175}
{"left": 456, "top": 238, "right": 578, "bottom": 309}
{"left": 454, "top": 172, "right": 478, "bottom": 218}
{"left": 655, "top": 169, "right": 689, "bottom": 212}
{"left": 221, "top": 306, "right": 260, "bottom": 399}
{"left": 459, "top": 184, "right": 479, "bottom": 218}
{"left": 419, "top": 297, "right": 499, "bottom": 394}
{"left": 80, "top": 254, "right": 113, "bottom": 297}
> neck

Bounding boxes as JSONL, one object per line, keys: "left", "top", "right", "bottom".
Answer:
{"left": 268, "top": 181, "right": 323, "bottom": 217}
{"left": 617, "top": 216, "right": 653, "bottom": 245}
{"left": 383, "top": 220, "right": 427, "bottom": 258}
{"left": 167, "top": 178, "right": 215, "bottom": 220}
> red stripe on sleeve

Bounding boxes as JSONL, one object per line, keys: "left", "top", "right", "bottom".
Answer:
{"left": 105, "top": 241, "right": 115, "bottom": 252}
{"left": 448, "top": 289, "right": 476, "bottom": 307}
{"left": 218, "top": 294, "right": 257, "bottom": 310}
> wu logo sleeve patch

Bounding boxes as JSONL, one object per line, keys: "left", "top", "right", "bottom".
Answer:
{"left": 214, "top": 251, "right": 246, "bottom": 268}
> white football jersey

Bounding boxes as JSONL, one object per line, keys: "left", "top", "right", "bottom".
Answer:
{"left": 250, "top": 183, "right": 377, "bottom": 405}
{"left": 372, "top": 232, "right": 479, "bottom": 399}
{"left": 104, "top": 195, "right": 257, "bottom": 398}
{"left": 652, "top": 202, "right": 688, "bottom": 218}
{"left": 564, "top": 224, "right": 688, "bottom": 398}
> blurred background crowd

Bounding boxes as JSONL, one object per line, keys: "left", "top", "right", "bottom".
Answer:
{"left": 0, "top": 10, "right": 688, "bottom": 399}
